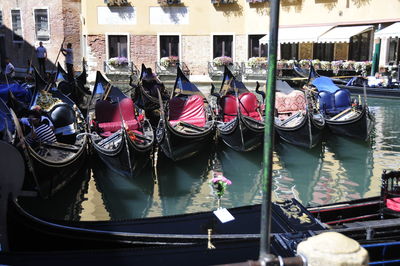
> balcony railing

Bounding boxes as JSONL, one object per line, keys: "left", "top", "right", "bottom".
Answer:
{"left": 208, "top": 62, "right": 242, "bottom": 77}
{"left": 242, "top": 62, "right": 268, "bottom": 78}
{"left": 104, "top": 61, "right": 139, "bottom": 76}
{"left": 246, "top": 0, "right": 268, "bottom": 2}
{"left": 211, "top": 0, "right": 236, "bottom": 4}
{"left": 155, "top": 61, "right": 190, "bottom": 77}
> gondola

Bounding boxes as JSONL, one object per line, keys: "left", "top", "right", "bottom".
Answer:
{"left": 87, "top": 71, "right": 154, "bottom": 177}
{"left": 9, "top": 68, "right": 89, "bottom": 199}
{"left": 56, "top": 63, "right": 91, "bottom": 115}
{"left": 211, "top": 66, "right": 264, "bottom": 152}
{"left": 0, "top": 98, "right": 16, "bottom": 143}
{"left": 274, "top": 80, "right": 325, "bottom": 149}
{"left": 336, "top": 76, "right": 400, "bottom": 99}
{"left": 306, "top": 76, "right": 374, "bottom": 141}
{"left": 156, "top": 67, "right": 215, "bottom": 161}
{"left": 132, "top": 64, "right": 168, "bottom": 126}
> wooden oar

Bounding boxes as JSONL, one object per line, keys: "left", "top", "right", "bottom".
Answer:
{"left": 331, "top": 107, "right": 352, "bottom": 120}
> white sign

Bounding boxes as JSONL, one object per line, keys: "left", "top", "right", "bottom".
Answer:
{"left": 213, "top": 208, "right": 235, "bottom": 223}
{"left": 98, "top": 6, "right": 136, "bottom": 25}
{"left": 149, "top": 7, "right": 189, "bottom": 25}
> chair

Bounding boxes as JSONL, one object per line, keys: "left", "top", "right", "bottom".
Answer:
{"left": 381, "top": 170, "right": 400, "bottom": 217}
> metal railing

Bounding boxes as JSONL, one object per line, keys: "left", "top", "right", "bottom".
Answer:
{"left": 155, "top": 61, "right": 190, "bottom": 77}
{"left": 103, "top": 61, "right": 139, "bottom": 76}
{"left": 207, "top": 62, "right": 242, "bottom": 78}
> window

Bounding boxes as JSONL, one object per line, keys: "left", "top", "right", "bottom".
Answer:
{"left": 108, "top": 35, "right": 128, "bottom": 58}
{"left": 349, "top": 31, "right": 371, "bottom": 61}
{"left": 388, "top": 37, "right": 400, "bottom": 65}
{"left": 160, "top": 35, "right": 179, "bottom": 58}
{"left": 213, "top": 35, "right": 233, "bottom": 58}
{"left": 0, "top": 10, "right": 3, "bottom": 27}
{"left": 280, "top": 43, "right": 298, "bottom": 60}
{"left": 248, "top": 35, "right": 268, "bottom": 58}
{"left": 313, "top": 43, "right": 334, "bottom": 61}
{"left": 11, "top": 10, "right": 23, "bottom": 42}
{"left": 34, "top": 9, "right": 50, "bottom": 41}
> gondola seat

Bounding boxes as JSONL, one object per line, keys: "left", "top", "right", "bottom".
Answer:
{"left": 95, "top": 98, "right": 139, "bottom": 136}
{"left": 381, "top": 170, "right": 400, "bottom": 217}
{"left": 319, "top": 89, "right": 351, "bottom": 116}
{"left": 275, "top": 91, "right": 306, "bottom": 120}
{"left": 221, "top": 95, "right": 238, "bottom": 122}
{"left": 238, "top": 92, "right": 262, "bottom": 121}
{"left": 168, "top": 95, "right": 206, "bottom": 127}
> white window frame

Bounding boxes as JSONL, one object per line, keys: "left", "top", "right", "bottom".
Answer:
{"left": 11, "top": 8, "right": 23, "bottom": 43}
{"left": 157, "top": 33, "right": 182, "bottom": 61}
{"left": 105, "top": 32, "right": 130, "bottom": 61}
{"left": 210, "top": 33, "right": 236, "bottom": 61}
{"left": 33, "top": 7, "right": 50, "bottom": 43}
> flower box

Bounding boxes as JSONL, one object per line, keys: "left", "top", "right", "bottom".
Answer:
{"left": 248, "top": 57, "right": 268, "bottom": 68}
{"left": 160, "top": 56, "right": 180, "bottom": 68}
{"left": 246, "top": 0, "right": 268, "bottom": 3}
{"left": 158, "top": 0, "right": 181, "bottom": 5}
{"left": 108, "top": 57, "right": 129, "bottom": 67}
{"left": 211, "top": 0, "right": 236, "bottom": 4}
{"left": 213, "top": 56, "right": 233, "bottom": 67}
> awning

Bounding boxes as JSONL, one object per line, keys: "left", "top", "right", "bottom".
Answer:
{"left": 317, "top": 25, "right": 373, "bottom": 43}
{"left": 259, "top": 25, "right": 333, "bottom": 45}
{"left": 375, "top": 22, "right": 400, "bottom": 39}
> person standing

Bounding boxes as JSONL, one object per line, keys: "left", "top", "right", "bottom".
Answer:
{"left": 36, "top": 41, "right": 47, "bottom": 75}
{"left": 4, "top": 58, "right": 15, "bottom": 79}
{"left": 61, "top": 43, "right": 74, "bottom": 82}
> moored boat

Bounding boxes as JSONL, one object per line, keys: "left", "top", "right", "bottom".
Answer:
{"left": 274, "top": 80, "right": 325, "bottom": 149}
{"left": 156, "top": 67, "right": 215, "bottom": 161}
{"left": 87, "top": 71, "right": 154, "bottom": 177}
{"left": 211, "top": 66, "right": 264, "bottom": 152}
{"left": 0, "top": 98, "right": 16, "bottom": 143}
{"left": 10, "top": 68, "right": 89, "bottom": 199}
{"left": 306, "top": 76, "right": 374, "bottom": 141}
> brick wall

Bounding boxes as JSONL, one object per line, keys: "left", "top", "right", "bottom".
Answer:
{"left": 130, "top": 35, "right": 158, "bottom": 71}
{"left": 62, "top": 0, "right": 82, "bottom": 71}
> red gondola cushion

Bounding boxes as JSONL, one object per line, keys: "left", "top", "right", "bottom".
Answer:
{"left": 386, "top": 197, "right": 400, "bottom": 212}
{"left": 221, "top": 95, "right": 238, "bottom": 122}
{"left": 239, "top": 92, "right": 262, "bottom": 121}
{"left": 95, "top": 98, "right": 139, "bottom": 133}
{"left": 168, "top": 95, "right": 206, "bottom": 127}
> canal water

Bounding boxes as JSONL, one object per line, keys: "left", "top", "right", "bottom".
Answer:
{"left": 19, "top": 95, "right": 400, "bottom": 222}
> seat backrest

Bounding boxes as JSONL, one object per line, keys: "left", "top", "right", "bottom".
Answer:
{"left": 238, "top": 92, "right": 259, "bottom": 115}
{"left": 318, "top": 91, "right": 334, "bottom": 111}
{"left": 221, "top": 95, "right": 238, "bottom": 116}
{"left": 334, "top": 89, "right": 351, "bottom": 109}
{"left": 382, "top": 170, "right": 400, "bottom": 199}
{"left": 117, "top": 97, "right": 136, "bottom": 122}
{"left": 168, "top": 94, "right": 205, "bottom": 122}
{"left": 95, "top": 98, "right": 136, "bottom": 123}
{"left": 275, "top": 90, "right": 306, "bottom": 113}
{"left": 95, "top": 100, "right": 115, "bottom": 123}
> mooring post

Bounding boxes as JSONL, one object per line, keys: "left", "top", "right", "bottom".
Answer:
{"left": 259, "top": 0, "right": 280, "bottom": 264}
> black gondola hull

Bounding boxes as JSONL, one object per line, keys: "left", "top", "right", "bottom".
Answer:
{"left": 275, "top": 114, "right": 324, "bottom": 149}
{"left": 218, "top": 115, "right": 264, "bottom": 152}
{"left": 326, "top": 107, "right": 373, "bottom": 141}
{"left": 338, "top": 84, "right": 400, "bottom": 99}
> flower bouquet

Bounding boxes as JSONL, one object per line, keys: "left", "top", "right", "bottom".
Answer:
{"left": 210, "top": 175, "right": 232, "bottom": 208}
{"left": 248, "top": 57, "right": 267, "bottom": 68}
{"left": 331, "top": 60, "right": 343, "bottom": 74}
{"left": 108, "top": 57, "right": 129, "bottom": 67}
{"left": 320, "top": 61, "right": 331, "bottom": 71}
{"left": 160, "top": 56, "right": 179, "bottom": 68}
{"left": 354, "top": 61, "right": 372, "bottom": 73}
{"left": 299, "top": 59, "right": 311, "bottom": 69}
{"left": 213, "top": 56, "right": 233, "bottom": 67}
{"left": 342, "top": 60, "right": 356, "bottom": 71}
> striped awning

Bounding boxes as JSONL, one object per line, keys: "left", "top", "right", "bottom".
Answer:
{"left": 317, "top": 25, "right": 373, "bottom": 43}
{"left": 259, "top": 25, "right": 333, "bottom": 45}
{"left": 375, "top": 22, "right": 400, "bottom": 39}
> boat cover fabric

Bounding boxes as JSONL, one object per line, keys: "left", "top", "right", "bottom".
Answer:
{"left": 168, "top": 95, "right": 206, "bottom": 127}
{"left": 275, "top": 90, "right": 306, "bottom": 119}
{"left": 386, "top": 197, "right": 400, "bottom": 212}
{"left": 312, "top": 77, "right": 341, "bottom": 93}
{"left": 49, "top": 104, "right": 76, "bottom": 136}
{"left": 95, "top": 98, "right": 139, "bottom": 135}
{"left": 0, "top": 83, "right": 32, "bottom": 104}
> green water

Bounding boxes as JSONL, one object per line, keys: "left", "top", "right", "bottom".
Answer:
{"left": 20, "top": 97, "right": 400, "bottom": 221}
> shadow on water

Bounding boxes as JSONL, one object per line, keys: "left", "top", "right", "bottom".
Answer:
{"left": 274, "top": 142, "right": 324, "bottom": 206}
{"left": 19, "top": 166, "right": 91, "bottom": 221}
{"left": 218, "top": 144, "right": 263, "bottom": 208}
{"left": 91, "top": 156, "right": 155, "bottom": 220}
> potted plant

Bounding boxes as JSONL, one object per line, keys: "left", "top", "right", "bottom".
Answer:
{"left": 248, "top": 57, "right": 268, "bottom": 68}
{"left": 108, "top": 57, "right": 129, "bottom": 68}
{"left": 213, "top": 56, "right": 233, "bottom": 67}
{"left": 160, "top": 56, "right": 180, "bottom": 68}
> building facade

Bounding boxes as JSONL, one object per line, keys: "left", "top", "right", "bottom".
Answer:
{"left": 0, "top": 0, "right": 399, "bottom": 78}
{"left": 0, "top": 0, "right": 82, "bottom": 75}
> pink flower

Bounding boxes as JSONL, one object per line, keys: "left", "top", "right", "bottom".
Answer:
{"left": 211, "top": 175, "right": 232, "bottom": 185}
